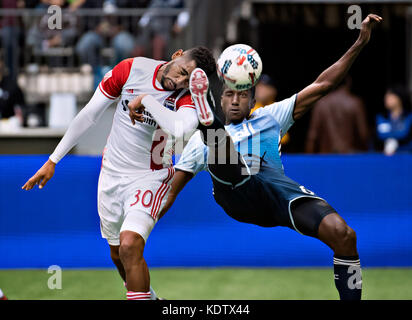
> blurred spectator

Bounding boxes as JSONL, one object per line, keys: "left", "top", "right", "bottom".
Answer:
{"left": 376, "top": 86, "right": 412, "bottom": 156}
{"left": 305, "top": 76, "right": 369, "bottom": 154}
{"left": 75, "top": 0, "right": 138, "bottom": 88}
{"left": 26, "top": 0, "right": 77, "bottom": 66}
{"left": 133, "top": 0, "right": 189, "bottom": 60}
{"left": 250, "top": 74, "right": 291, "bottom": 145}
{"left": 1, "top": 0, "right": 25, "bottom": 80}
{"left": 0, "top": 60, "right": 26, "bottom": 126}
{"left": 250, "top": 74, "right": 277, "bottom": 114}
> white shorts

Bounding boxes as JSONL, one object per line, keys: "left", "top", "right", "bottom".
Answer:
{"left": 97, "top": 166, "right": 175, "bottom": 246}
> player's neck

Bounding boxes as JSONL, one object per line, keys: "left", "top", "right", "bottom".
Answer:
{"left": 228, "top": 116, "right": 250, "bottom": 125}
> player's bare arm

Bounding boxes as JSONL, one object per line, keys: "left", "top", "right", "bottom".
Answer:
{"left": 157, "top": 170, "right": 194, "bottom": 220}
{"left": 22, "top": 159, "right": 56, "bottom": 190}
{"left": 293, "top": 13, "right": 382, "bottom": 120}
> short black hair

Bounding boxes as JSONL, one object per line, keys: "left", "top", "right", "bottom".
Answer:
{"left": 186, "top": 46, "right": 216, "bottom": 77}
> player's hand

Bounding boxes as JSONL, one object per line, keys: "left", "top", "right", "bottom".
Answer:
{"left": 22, "top": 159, "right": 56, "bottom": 190}
{"left": 128, "top": 94, "right": 147, "bottom": 125}
{"left": 358, "top": 14, "right": 382, "bottom": 45}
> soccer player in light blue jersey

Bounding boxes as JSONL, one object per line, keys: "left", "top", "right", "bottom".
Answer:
{"left": 133, "top": 14, "right": 382, "bottom": 300}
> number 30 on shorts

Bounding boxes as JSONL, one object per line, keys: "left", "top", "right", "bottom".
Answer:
{"left": 130, "top": 190, "right": 154, "bottom": 208}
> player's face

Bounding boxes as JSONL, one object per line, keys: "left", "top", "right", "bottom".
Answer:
{"left": 161, "top": 53, "right": 197, "bottom": 91}
{"left": 221, "top": 87, "right": 255, "bottom": 124}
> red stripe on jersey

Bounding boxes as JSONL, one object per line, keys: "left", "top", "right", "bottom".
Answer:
{"left": 176, "top": 92, "right": 195, "bottom": 110}
{"left": 152, "top": 63, "right": 167, "bottom": 91}
{"left": 99, "top": 58, "right": 133, "bottom": 98}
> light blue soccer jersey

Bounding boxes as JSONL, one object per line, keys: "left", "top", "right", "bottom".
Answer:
{"left": 175, "top": 94, "right": 297, "bottom": 175}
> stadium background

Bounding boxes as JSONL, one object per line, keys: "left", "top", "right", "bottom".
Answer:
{"left": 1, "top": 0, "right": 412, "bottom": 299}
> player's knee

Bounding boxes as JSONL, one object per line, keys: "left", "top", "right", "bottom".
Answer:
{"left": 119, "top": 232, "right": 145, "bottom": 263}
{"left": 333, "top": 222, "right": 357, "bottom": 250}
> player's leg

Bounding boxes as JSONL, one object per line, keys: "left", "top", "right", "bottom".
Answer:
{"left": 97, "top": 169, "right": 131, "bottom": 289}
{"left": 118, "top": 167, "right": 173, "bottom": 300}
{"left": 98, "top": 169, "right": 154, "bottom": 300}
{"left": 109, "top": 245, "right": 126, "bottom": 282}
{"left": 291, "top": 198, "right": 362, "bottom": 300}
{"left": 118, "top": 230, "right": 152, "bottom": 300}
{"left": 110, "top": 244, "right": 160, "bottom": 299}
{"left": 317, "top": 213, "right": 361, "bottom": 301}
{"left": 190, "top": 68, "right": 249, "bottom": 186}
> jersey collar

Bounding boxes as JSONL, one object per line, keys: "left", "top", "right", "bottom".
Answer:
{"left": 153, "top": 62, "right": 167, "bottom": 91}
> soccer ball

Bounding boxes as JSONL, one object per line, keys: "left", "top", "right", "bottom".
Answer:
{"left": 217, "top": 44, "right": 263, "bottom": 91}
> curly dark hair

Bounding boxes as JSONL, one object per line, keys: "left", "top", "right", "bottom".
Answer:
{"left": 185, "top": 46, "right": 216, "bottom": 77}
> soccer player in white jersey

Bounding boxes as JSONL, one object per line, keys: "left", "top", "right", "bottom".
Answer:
{"left": 153, "top": 14, "right": 381, "bottom": 300}
{"left": 22, "top": 46, "right": 216, "bottom": 300}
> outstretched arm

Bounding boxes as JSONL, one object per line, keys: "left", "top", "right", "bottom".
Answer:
{"left": 293, "top": 13, "right": 382, "bottom": 120}
{"left": 22, "top": 89, "right": 114, "bottom": 190}
{"left": 157, "top": 169, "right": 194, "bottom": 220}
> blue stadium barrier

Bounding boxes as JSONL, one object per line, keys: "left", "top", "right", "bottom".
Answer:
{"left": 0, "top": 154, "right": 411, "bottom": 268}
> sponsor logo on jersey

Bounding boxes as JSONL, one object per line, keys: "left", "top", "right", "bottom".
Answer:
{"left": 163, "top": 89, "right": 182, "bottom": 111}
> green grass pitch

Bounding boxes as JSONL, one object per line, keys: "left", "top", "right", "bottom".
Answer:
{"left": 1, "top": 268, "right": 411, "bottom": 300}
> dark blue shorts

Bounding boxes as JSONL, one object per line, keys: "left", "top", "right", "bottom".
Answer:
{"left": 211, "top": 167, "right": 333, "bottom": 234}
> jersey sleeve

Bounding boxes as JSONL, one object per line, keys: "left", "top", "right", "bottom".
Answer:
{"left": 174, "top": 131, "right": 208, "bottom": 175}
{"left": 263, "top": 93, "right": 297, "bottom": 137}
{"left": 49, "top": 87, "right": 115, "bottom": 164}
{"left": 98, "top": 58, "right": 133, "bottom": 99}
{"left": 176, "top": 92, "right": 196, "bottom": 110}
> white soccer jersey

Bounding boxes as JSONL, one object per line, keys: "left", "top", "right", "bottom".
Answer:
{"left": 98, "top": 57, "right": 196, "bottom": 174}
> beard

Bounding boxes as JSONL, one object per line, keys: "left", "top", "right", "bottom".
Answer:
{"left": 160, "top": 64, "right": 177, "bottom": 90}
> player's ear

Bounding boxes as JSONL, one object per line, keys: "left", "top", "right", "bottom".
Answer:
{"left": 171, "top": 49, "right": 184, "bottom": 60}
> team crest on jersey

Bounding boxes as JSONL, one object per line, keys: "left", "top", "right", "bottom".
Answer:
{"left": 163, "top": 89, "right": 183, "bottom": 111}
